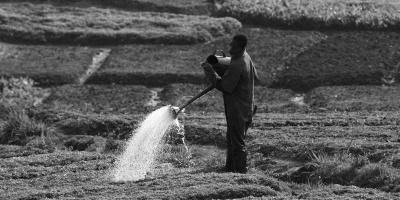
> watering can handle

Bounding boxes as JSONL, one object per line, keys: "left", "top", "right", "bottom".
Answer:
{"left": 212, "top": 50, "right": 226, "bottom": 57}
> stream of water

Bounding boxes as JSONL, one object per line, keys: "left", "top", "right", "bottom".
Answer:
{"left": 112, "top": 106, "right": 180, "bottom": 182}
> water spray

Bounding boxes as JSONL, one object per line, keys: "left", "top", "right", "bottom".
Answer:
{"left": 112, "top": 50, "right": 231, "bottom": 182}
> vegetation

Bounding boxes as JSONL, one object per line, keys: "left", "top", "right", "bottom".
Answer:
{"left": 0, "top": 77, "right": 50, "bottom": 110}
{"left": 0, "top": 77, "right": 58, "bottom": 150}
{"left": 0, "top": 44, "right": 97, "bottom": 86}
{"left": 0, "top": 107, "right": 58, "bottom": 152}
{"left": 0, "top": 3, "right": 241, "bottom": 45}
{"left": 42, "top": 84, "right": 153, "bottom": 114}
{"left": 272, "top": 31, "right": 400, "bottom": 92}
{"left": 0, "top": 0, "right": 216, "bottom": 16}
{"left": 217, "top": 0, "right": 400, "bottom": 31}
{"left": 305, "top": 150, "right": 400, "bottom": 192}
{"left": 1, "top": 0, "right": 400, "bottom": 199}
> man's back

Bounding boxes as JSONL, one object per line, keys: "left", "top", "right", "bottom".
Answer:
{"left": 218, "top": 51, "right": 255, "bottom": 121}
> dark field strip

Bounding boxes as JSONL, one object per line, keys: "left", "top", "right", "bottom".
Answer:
{"left": 42, "top": 84, "right": 154, "bottom": 114}
{"left": 274, "top": 32, "right": 400, "bottom": 92}
{"left": 0, "top": 43, "right": 97, "bottom": 86}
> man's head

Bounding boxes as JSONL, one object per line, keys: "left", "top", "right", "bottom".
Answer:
{"left": 229, "top": 34, "right": 247, "bottom": 56}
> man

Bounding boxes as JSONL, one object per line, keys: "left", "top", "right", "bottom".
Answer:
{"left": 203, "top": 33, "right": 257, "bottom": 173}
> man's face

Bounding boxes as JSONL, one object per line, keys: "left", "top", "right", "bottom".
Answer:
{"left": 229, "top": 39, "right": 243, "bottom": 56}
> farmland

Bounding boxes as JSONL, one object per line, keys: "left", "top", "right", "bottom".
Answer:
{"left": 1, "top": 0, "right": 400, "bottom": 199}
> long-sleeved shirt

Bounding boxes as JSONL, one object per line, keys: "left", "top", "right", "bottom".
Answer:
{"left": 214, "top": 51, "right": 256, "bottom": 123}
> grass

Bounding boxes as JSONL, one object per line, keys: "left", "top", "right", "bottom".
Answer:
{"left": 217, "top": 0, "right": 400, "bottom": 31}
{"left": 98, "top": 0, "right": 217, "bottom": 15}
{"left": 0, "top": 107, "right": 58, "bottom": 152}
{"left": 1, "top": 1, "right": 400, "bottom": 198}
{"left": 272, "top": 31, "right": 400, "bottom": 92}
{"left": 305, "top": 149, "right": 400, "bottom": 192}
{"left": 0, "top": 43, "right": 97, "bottom": 86}
{"left": 0, "top": 77, "right": 51, "bottom": 109}
{"left": 0, "top": 0, "right": 216, "bottom": 15}
{"left": 0, "top": 3, "right": 241, "bottom": 45}
{"left": 42, "top": 84, "right": 154, "bottom": 114}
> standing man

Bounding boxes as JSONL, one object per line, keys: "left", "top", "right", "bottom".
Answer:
{"left": 203, "top": 33, "right": 257, "bottom": 173}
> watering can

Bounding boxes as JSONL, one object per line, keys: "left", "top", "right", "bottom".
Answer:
{"left": 206, "top": 50, "right": 231, "bottom": 77}
{"left": 170, "top": 50, "right": 231, "bottom": 119}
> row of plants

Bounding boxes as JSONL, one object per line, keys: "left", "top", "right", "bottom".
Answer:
{"left": 0, "top": 0, "right": 216, "bottom": 16}
{"left": 216, "top": 0, "right": 400, "bottom": 31}
{"left": 0, "top": 3, "right": 241, "bottom": 45}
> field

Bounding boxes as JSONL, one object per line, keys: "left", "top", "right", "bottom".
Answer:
{"left": 1, "top": 0, "right": 400, "bottom": 199}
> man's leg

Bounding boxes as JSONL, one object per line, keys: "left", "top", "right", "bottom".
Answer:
{"left": 226, "top": 148, "right": 234, "bottom": 172}
{"left": 228, "top": 115, "right": 248, "bottom": 173}
{"left": 225, "top": 126, "right": 234, "bottom": 172}
{"left": 233, "top": 149, "right": 247, "bottom": 173}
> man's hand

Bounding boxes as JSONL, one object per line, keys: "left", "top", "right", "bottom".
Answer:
{"left": 202, "top": 62, "right": 216, "bottom": 80}
{"left": 202, "top": 62, "right": 214, "bottom": 76}
{"left": 201, "top": 62, "right": 221, "bottom": 86}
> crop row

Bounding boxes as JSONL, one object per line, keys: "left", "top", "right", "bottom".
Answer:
{"left": 217, "top": 0, "right": 400, "bottom": 31}
{"left": 0, "top": 3, "right": 241, "bottom": 45}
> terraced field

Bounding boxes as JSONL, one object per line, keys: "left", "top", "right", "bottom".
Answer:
{"left": 1, "top": 0, "right": 400, "bottom": 199}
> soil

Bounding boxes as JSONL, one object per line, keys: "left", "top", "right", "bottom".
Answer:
{"left": 274, "top": 31, "right": 400, "bottom": 92}
{"left": 1, "top": 1, "right": 400, "bottom": 200}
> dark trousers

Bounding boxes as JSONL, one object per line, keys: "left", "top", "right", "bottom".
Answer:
{"left": 225, "top": 115, "right": 252, "bottom": 173}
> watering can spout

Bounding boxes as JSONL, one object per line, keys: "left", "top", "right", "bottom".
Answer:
{"left": 170, "top": 50, "right": 231, "bottom": 119}
{"left": 170, "top": 84, "right": 215, "bottom": 119}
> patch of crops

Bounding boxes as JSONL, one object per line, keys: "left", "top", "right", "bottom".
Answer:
{"left": 42, "top": 84, "right": 153, "bottom": 114}
{"left": 97, "top": 0, "right": 217, "bottom": 15}
{"left": 0, "top": 43, "right": 96, "bottom": 86}
{"left": 217, "top": 0, "right": 400, "bottom": 31}
{"left": 0, "top": 0, "right": 216, "bottom": 16}
{"left": 272, "top": 31, "right": 400, "bottom": 92}
{"left": 30, "top": 108, "right": 138, "bottom": 140}
{"left": 0, "top": 3, "right": 241, "bottom": 45}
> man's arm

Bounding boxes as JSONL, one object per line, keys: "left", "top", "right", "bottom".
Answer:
{"left": 203, "top": 61, "right": 243, "bottom": 93}
{"left": 216, "top": 60, "right": 243, "bottom": 93}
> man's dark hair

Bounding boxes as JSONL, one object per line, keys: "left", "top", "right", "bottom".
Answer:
{"left": 233, "top": 34, "right": 248, "bottom": 49}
